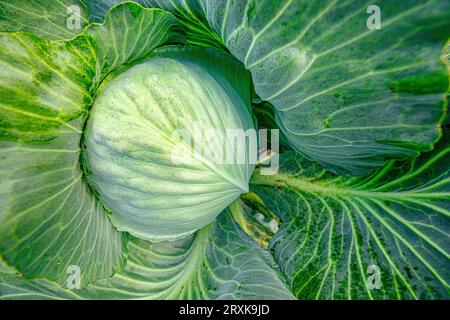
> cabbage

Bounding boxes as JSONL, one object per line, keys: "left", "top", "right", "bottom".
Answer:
{"left": 0, "top": 0, "right": 449, "bottom": 300}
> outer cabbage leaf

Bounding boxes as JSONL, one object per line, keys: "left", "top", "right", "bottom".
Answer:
{"left": 91, "top": 0, "right": 450, "bottom": 175}
{"left": 0, "top": 257, "right": 82, "bottom": 300}
{"left": 250, "top": 125, "right": 450, "bottom": 299}
{"left": 0, "top": 3, "right": 181, "bottom": 286}
{"left": 204, "top": 0, "right": 450, "bottom": 175}
{"left": 82, "top": 46, "right": 255, "bottom": 241}
{"left": 86, "top": 0, "right": 224, "bottom": 48}
{"left": 0, "top": 32, "right": 126, "bottom": 287}
{"left": 0, "top": 0, "right": 89, "bottom": 40}
{"left": 0, "top": 212, "right": 294, "bottom": 300}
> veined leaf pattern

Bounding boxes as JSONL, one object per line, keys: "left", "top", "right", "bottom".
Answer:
{"left": 250, "top": 133, "right": 450, "bottom": 299}
{"left": 0, "top": 212, "right": 294, "bottom": 300}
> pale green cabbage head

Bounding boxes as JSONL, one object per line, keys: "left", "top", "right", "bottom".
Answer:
{"left": 83, "top": 56, "right": 255, "bottom": 241}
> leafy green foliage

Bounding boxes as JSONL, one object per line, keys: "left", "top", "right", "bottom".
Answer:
{"left": 1, "top": 212, "right": 294, "bottom": 300}
{"left": 99, "top": 0, "right": 449, "bottom": 175}
{"left": 0, "top": 0, "right": 89, "bottom": 39}
{"left": 0, "top": 3, "right": 181, "bottom": 286}
{"left": 0, "top": 0, "right": 449, "bottom": 300}
{"left": 0, "top": 31, "right": 127, "bottom": 286}
{"left": 250, "top": 129, "right": 450, "bottom": 299}
{"left": 84, "top": 3, "right": 183, "bottom": 85}
{"left": 204, "top": 0, "right": 450, "bottom": 175}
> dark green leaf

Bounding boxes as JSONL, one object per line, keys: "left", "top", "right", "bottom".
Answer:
{"left": 250, "top": 130, "right": 450, "bottom": 299}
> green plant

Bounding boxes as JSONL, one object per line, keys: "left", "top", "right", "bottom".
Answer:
{"left": 0, "top": 0, "right": 449, "bottom": 300}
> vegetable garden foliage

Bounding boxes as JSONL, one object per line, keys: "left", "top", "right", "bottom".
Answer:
{"left": 0, "top": 0, "right": 449, "bottom": 300}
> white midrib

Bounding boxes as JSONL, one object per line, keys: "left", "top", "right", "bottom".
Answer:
{"left": 250, "top": 171, "right": 445, "bottom": 200}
